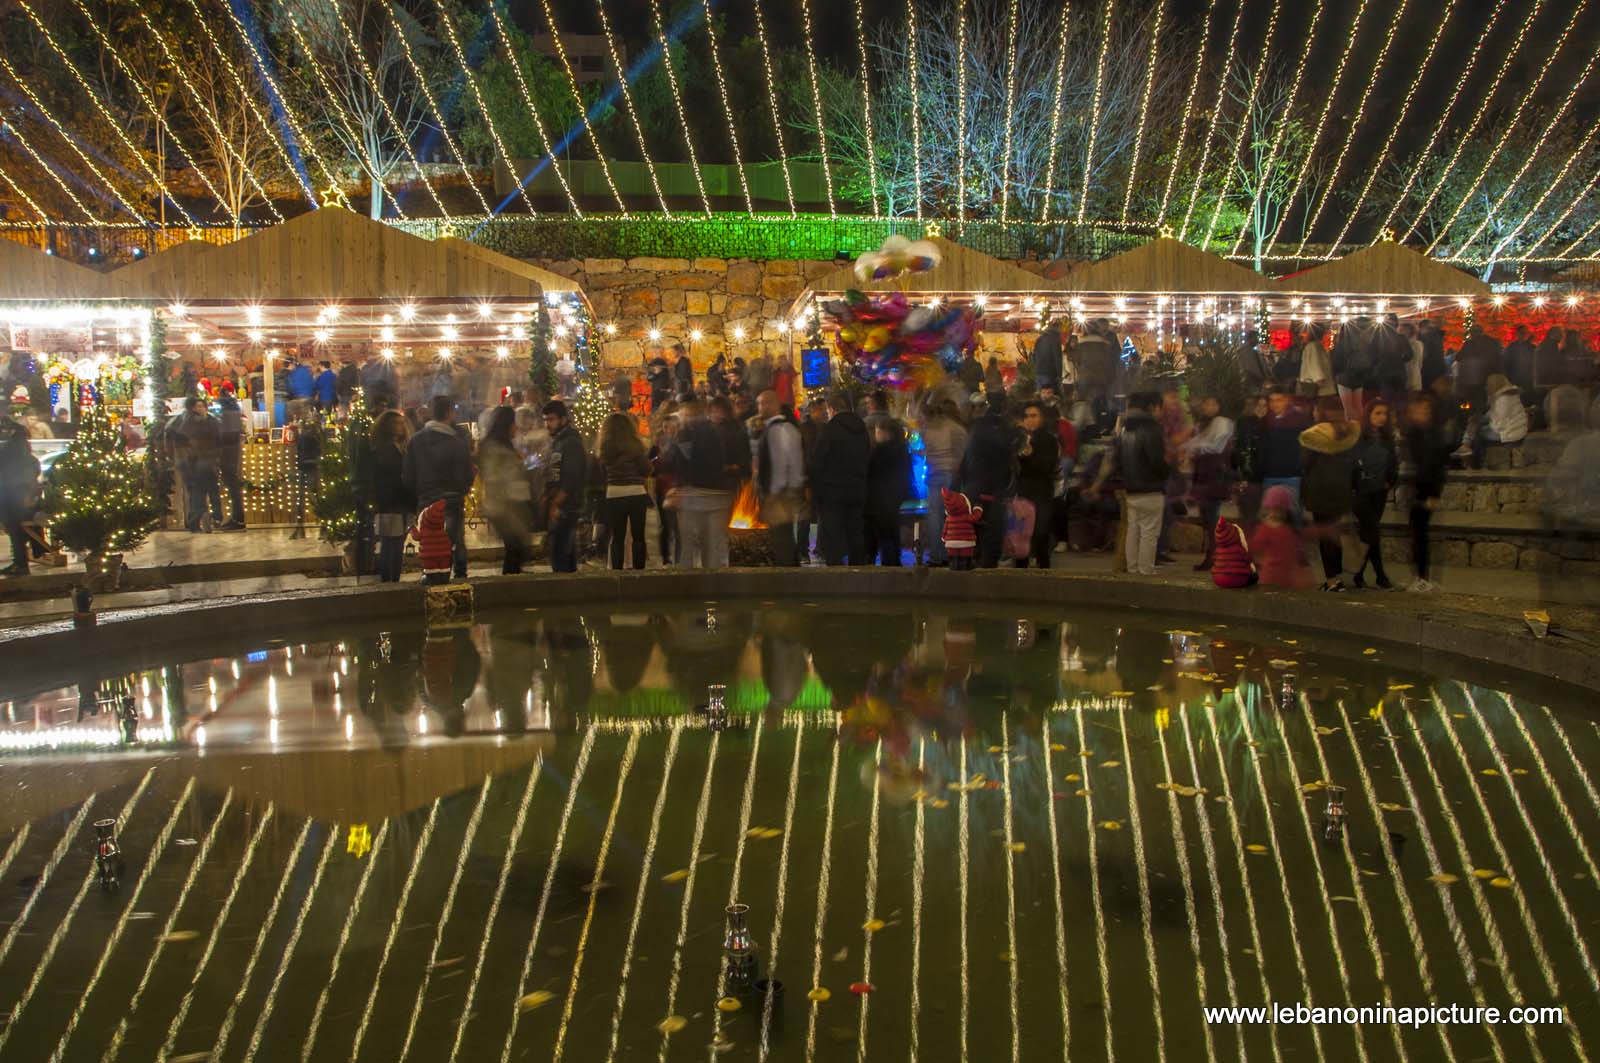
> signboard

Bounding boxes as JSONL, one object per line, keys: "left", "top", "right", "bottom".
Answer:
{"left": 801, "top": 347, "right": 831, "bottom": 390}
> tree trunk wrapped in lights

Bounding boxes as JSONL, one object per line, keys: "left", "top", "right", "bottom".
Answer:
{"left": 42, "top": 405, "right": 161, "bottom": 585}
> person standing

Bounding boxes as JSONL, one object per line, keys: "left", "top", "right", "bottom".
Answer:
{"left": 672, "top": 343, "right": 695, "bottom": 401}
{"left": 402, "top": 394, "right": 473, "bottom": 579}
{"left": 647, "top": 348, "right": 673, "bottom": 411}
{"left": 1031, "top": 318, "right": 1066, "bottom": 397}
{"left": 917, "top": 396, "right": 968, "bottom": 565}
{"left": 810, "top": 391, "right": 871, "bottom": 565}
{"left": 1182, "top": 394, "right": 1234, "bottom": 569}
{"left": 0, "top": 414, "right": 41, "bottom": 576}
{"left": 313, "top": 361, "right": 339, "bottom": 411}
{"left": 1453, "top": 324, "right": 1504, "bottom": 419}
{"left": 1260, "top": 386, "right": 1310, "bottom": 513}
{"left": 866, "top": 419, "right": 912, "bottom": 565}
{"left": 984, "top": 356, "right": 1005, "bottom": 398}
{"left": 1417, "top": 319, "right": 1449, "bottom": 391}
{"left": 287, "top": 358, "right": 315, "bottom": 405}
{"left": 1118, "top": 391, "right": 1169, "bottom": 576}
{"left": 541, "top": 400, "right": 587, "bottom": 573}
{"left": 599, "top": 411, "right": 651, "bottom": 570}
{"left": 772, "top": 354, "right": 797, "bottom": 411}
{"left": 797, "top": 397, "right": 828, "bottom": 561}
{"left": 649, "top": 405, "right": 682, "bottom": 565}
{"left": 756, "top": 389, "right": 805, "bottom": 566}
{"left": 958, "top": 395, "right": 1020, "bottom": 568}
{"left": 216, "top": 386, "right": 248, "bottom": 530}
{"left": 1231, "top": 394, "right": 1267, "bottom": 527}
{"left": 1373, "top": 314, "right": 1413, "bottom": 405}
{"left": 1299, "top": 398, "right": 1360, "bottom": 592}
{"left": 1297, "top": 322, "right": 1335, "bottom": 399}
{"left": 169, "top": 397, "right": 223, "bottom": 533}
{"left": 706, "top": 353, "right": 730, "bottom": 398}
{"left": 957, "top": 348, "right": 984, "bottom": 396}
{"left": 1350, "top": 400, "right": 1398, "bottom": 590}
{"left": 1332, "top": 315, "right": 1379, "bottom": 422}
{"left": 1504, "top": 325, "right": 1537, "bottom": 394}
{"left": 664, "top": 400, "right": 730, "bottom": 569}
{"left": 1403, "top": 392, "right": 1451, "bottom": 592}
{"left": 480, "top": 406, "right": 534, "bottom": 574}
{"left": 1013, "top": 400, "right": 1060, "bottom": 568}
{"left": 370, "top": 410, "right": 413, "bottom": 582}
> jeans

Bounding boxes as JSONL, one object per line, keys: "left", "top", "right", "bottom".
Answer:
{"left": 657, "top": 504, "right": 680, "bottom": 566}
{"left": 677, "top": 489, "right": 730, "bottom": 569}
{"left": 1125, "top": 492, "right": 1164, "bottom": 575}
{"left": 183, "top": 467, "right": 221, "bottom": 531}
{"left": 444, "top": 497, "right": 468, "bottom": 577}
{"left": 605, "top": 494, "right": 650, "bottom": 570}
{"left": 549, "top": 509, "right": 579, "bottom": 573}
{"left": 816, "top": 500, "right": 866, "bottom": 566}
{"left": 219, "top": 450, "right": 245, "bottom": 525}
{"left": 377, "top": 534, "right": 405, "bottom": 582}
{"left": 1197, "top": 497, "right": 1222, "bottom": 560}
{"left": 924, "top": 470, "right": 952, "bottom": 563}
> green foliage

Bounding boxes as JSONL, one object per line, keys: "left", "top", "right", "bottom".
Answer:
{"left": 313, "top": 393, "right": 373, "bottom": 546}
{"left": 1182, "top": 346, "right": 1253, "bottom": 420}
{"left": 528, "top": 302, "right": 557, "bottom": 397}
{"left": 43, "top": 405, "right": 160, "bottom": 557}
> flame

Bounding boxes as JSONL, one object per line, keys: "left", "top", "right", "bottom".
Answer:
{"left": 728, "top": 481, "right": 766, "bottom": 530}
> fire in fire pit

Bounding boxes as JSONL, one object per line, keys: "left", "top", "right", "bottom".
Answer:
{"left": 727, "top": 481, "right": 775, "bottom": 565}
{"left": 728, "top": 482, "right": 766, "bottom": 530}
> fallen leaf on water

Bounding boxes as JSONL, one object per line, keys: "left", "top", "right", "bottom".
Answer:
{"left": 661, "top": 869, "right": 690, "bottom": 883}
{"left": 657, "top": 1015, "right": 687, "bottom": 1035}
{"left": 1453, "top": 713, "right": 1467, "bottom": 719}
{"left": 849, "top": 982, "right": 876, "bottom": 995}
{"left": 832, "top": 947, "right": 849, "bottom": 962}
{"left": 1099, "top": 820, "right": 1124, "bottom": 831}
{"left": 1268, "top": 659, "right": 1299, "bottom": 669}
{"left": 1049, "top": 743, "right": 1067, "bottom": 752}
{"left": 1100, "top": 760, "right": 1121, "bottom": 769}
{"left": 1109, "top": 691, "right": 1134, "bottom": 697}
{"left": 161, "top": 930, "right": 199, "bottom": 943}
{"left": 1245, "top": 844, "right": 1268, "bottom": 854}
{"left": 1315, "top": 726, "right": 1340, "bottom": 736}
{"left": 807, "top": 987, "right": 831, "bottom": 1002}
{"left": 716, "top": 996, "right": 742, "bottom": 1013}
{"left": 1388, "top": 683, "right": 1414, "bottom": 691}
{"left": 1377, "top": 803, "right": 1409, "bottom": 813}
{"left": 1331, "top": 896, "right": 1357, "bottom": 903}
{"left": 1472, "top": 868, "right": 1500, "bottom": 880}
{"left": 430, "top": 956, "right": 463, "bottom": 970}
{"left": 1157, "top": 782, "right": 1205, "bottom": 797}
{"left": 1489, "top": 877, "right": 1512, "bottom": 889}
{"left": 1359, "top": 869, "right": 1381, "bottom": 877}
{"left": 1512, "top": 768, "right": 1529, "bottom": 776}
{"left": 1075, "top": 788, "right": 1092, "bottom": 797}
{"left": 174, "top": 838, "right": 198, "bottom": 847}
{"left": 863, "top": 919, "right": 886, "bottom": 932}
{"left": 998, "top": 951, "right": 1013, "bottom": 962}
{"left": 518, "top": 990, "right": 554, "bottom": 1012}
{"left": 1301, "top": 780, "right": 1328, "bottom": 793}
{"left": 1480, "top": 768, "right": 1500, "bottom": 777}
{"left": 1065, "top": 773, "right": 1082, "bottom": 782}
{"left": 1429, "top": 872, "right": 1460, "bottom": 885}
{"left": 1362, "top": 648, "right": 1378, "bottom": 656}
{"left": 170, "top": 1054, "right": 212, "bottom": 1063}
{"left": 756, "top": 828, "right": 783, "bottom": 840}
{"left": 580, "top": 880, "right": 610, "bottom": 893}
{"left": 912, "top": 789, "right": 929, "bottom": 801}
{"left": 1285, "top": 639, "right": 1298, "bottom": 645}
{"left": 1007, "top": 842, "right": 1027, "bottom": 853}
{"left": 987, "top": 745, "right": 1003, "bottom": 753}
{"left": 929, "top": 798, "right": 950, "bottom": 809}
{"left": 1162, "top": 658, "right": 1174, "bottom": 664}
{"left": 1079, "top": 750, "right": 1094, "bottom": 758}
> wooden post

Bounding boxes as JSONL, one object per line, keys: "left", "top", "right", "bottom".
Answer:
{"left": 263, "top": 347, "right": 276, "bottom": 434}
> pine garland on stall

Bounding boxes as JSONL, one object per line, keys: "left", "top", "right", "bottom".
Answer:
{"left": 570, "top": 305, "right": 609, "bottom": 437}
{"left": 43, "top": 405, "right": 160, "bottom": 558}
{"left": 528, "top": 301, "right": 558, "bottom": 399}
{"left": 144, "top": 315, "right": 177, "bottom": 522}
{"left": 312, "top": 392, "right": 372, "bottom": 546}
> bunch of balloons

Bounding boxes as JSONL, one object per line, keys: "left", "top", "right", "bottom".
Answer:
{"left": 826, "top": 290, "right": 981, "bottom": 390}
{"left": 853, "top": 233, "right": 942, "bottom": 283}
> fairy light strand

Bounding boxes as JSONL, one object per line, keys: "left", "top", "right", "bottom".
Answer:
{"left": 0, "top": 160, "right": 46, "bottom": 222}
{"left": 0, "top": 114, "right": 99, "bottom": 223}
{"left": 753, "top": 0, "right": 797, "bottom": 216}
{"left": 954, "top": 0, "right": 967, "bottom": 222}
{"left": 379, "top": 0, "right": 493, "bottom": 214}
{"left": 699, "top": 0, "right": 752, "bottom": 212}
{"left": 1553, "top": 192, "right": 1600, "bottom": 258}
{"left": 1328, "top": 0, "right": 1465, "bottom": 253}
{"left": 1177, "top": 0, "right": 1249, "bottom": 238}
{"left": 1222, "top": 0, "right": 1324, "bottom": 252}
{"left": 1398, "top": 0, "right": 1550, "bottom": 244}
{"left": 0, "top": 57, "right": 146, "bottom": 223}
{"left": 68, "top": 0, "right": 247, "bottom": 226}
{"left": 800, "top": 0, "right": 836, "bottom": 217}
{"left": 1039, "top": 2, "right": 1072, "bottom": 222}
{"left": 1076, "top": 0, "right": 1116, "bottom": 224}
{"left": 649, "top": 0, "right": 712, "bottom": 216}
{"left": 487, "top": 3, "right": 583, "bottom": 216}
{"left": 1119, "top": 0, "right": 1167, "bottom": 222}
{"left": 909, "top": 0, "right": 926, "bottom": 221}
{"left": 1524, "top": 153, "right": 1600, "bottom": 258}
{"left": 1158, "top": 0, "right": 1219, "bottom": 224}
{"left": 592, "top": 0, "right": 673, "bottom": 216}
{"left": 1203, "top": 0, "right": 1287, "bottom": 248}
{"left": 1430, "top": 4, "right": 1598, "bottom": 255}
{"left": 530, "top": 0, "right": 625, "bottom": 214}
{"left": 999, "top": 0, "right": 1021, "bottom": 222}
{"left": 189, "top": 0, "right": 344, "bottom": 207}
{"left": 17, "top": 0, "right": 196, "bottom": 226}
{"left": 1261, "top": 0, "right": 1378, "bottom": 258}
{"left": 432, "top": 0, "right": 538, "bottom": 215}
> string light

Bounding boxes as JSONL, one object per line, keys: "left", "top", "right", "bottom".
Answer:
{"left": 486, "top": 4, "right": 582, "bottom": 216}
{"left": 1261, "top": 0, "right": 1377, "bottom": 258}
{"left": 1177, "top": 0, "right": 1250, "bottom": 237}
{"left": 1525, "top": 160, "right": 1600, "bottom": 258}
{"left": 1077, "top": 0, "right": 1117, "bottom": 224}
{"left": 648, "top": 328, "right": 662, "bottom": 341}
{"left": 908, "top": 0, "right": 926, "bottom": 221}
{"left": 751, "top": 0, "right": 796, "bottom": 217}
{"left": 1434, "top": 22, "right": 1600, "bottom": 256}
{"left": 1039, "top": 3, "right": 1073, "bottom": 223}
{"left": 185, "top": 0, "right": 342, "bottom": 208}
{"left": 1554, "top": 207, "right": 1600, "bottom": 259}
{"left": 0, "top": 162, "right": 46, "bottom": 222}
{"left": 954, "top": 0, "right": 967, "bottom": 222}
{"left": 794, "top": 0, "right": 836, "bottom": 217}
{"left": 855, "top": 0, "right": 880, "bottom": 217}
{"left": 527, "top": 0, "right": 623, "bottom": 216}
{"left": 1119, "top": 0, "right": 1167, "bottom": 222}
{"left": 588, "top": 0, "right": 674, "bottom": 216}
{"left": 0, "top": 57, "right": 147, "bottom": 223}
{"left": 399, "top": 303, "right": 417, "bottom": 321}
{"left": 1157, "top": 0, "right": 1219, "bottom": 223}
{"left": 732, "top": 326, "right": 746, "bottom": 341}
{"left": 438, "top": 347, "right": 452, "bottom": 359}
{"left": 605, "top": 323, "right": 618, "bottom": 336}
{"left": 1328, "top": 0, "right": 1464, "bottom": 253}
{"left": 1399, "top": 0, "right": 1549, "bottom": 244}
{"left": 996, "top": 0, "right": 1022, "bottom": 221}
{"left": 1205, "top": 0, "right": 1288, "bottom": 249}
{"left": 0, "top": 109, "right": 100, "bottom": 222}
{"left": 380, "top": 2, "right": 491, "bottom": 214}
{"left": 270, "top": 0, "right": 392, "bottom": 220}
{"left": 430, "top": 0, "right": 537, "bottom": 215}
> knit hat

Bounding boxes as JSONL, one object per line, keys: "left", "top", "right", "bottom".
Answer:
{"left": 1262, "top": 485, "right": 1296, "bottom": 513}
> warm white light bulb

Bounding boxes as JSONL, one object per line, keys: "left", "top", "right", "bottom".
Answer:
{"left": 605, "top": 323, "right": 618, "bottom": 336}
{"left": 247, "top": 329, "right": 263, "bottom": 343}
{"left": 1567, "top": 295, "right": 1580, "bottom": 306}
{"left": 555, "top": 325, "right": 568, "bottom": 337}
{"left": 324, "top": 305, "right": 341, "bottom": 320}
{"left": 380, "top": 347, "right": 394, "bottom": 359}
{"left": 187, "top": 330, "right": 202, "bottom": 344}
{"left": 776, "top": 322, "right": 789, "bottom": 334}
{"left": 246, "top": 306, "right": 262, "bottom": 325}
{"left": 438, "top": 347, "right": 452, "bottom": 359}
{"left": 399, "top": 303, "right": 417, "bottom": 321}
{"left": 477, "top": 303, "right": 494, "bottom": 319}
{"left": 496, "top": 345, "right": 509, "bottom": 358}
{"left": 733, "top": 326, "right": 746, "bottom": 341}
{"left": 315, "top": 328, "right": 331, "bottom": 343}
{"left": 443, "top": 325, "right": 459, "bottom": 340}
{"left": 381, "top": 326, "right": 396, "bottom": 342}
{"left": 1533, "top": 296, "right": 1547, "bottom": 307}
{"left": 168, "top": 303, "right": 187, "bottom": 319}
{"left": 648, "top": 328, "right": 662, "bottom": 341}
{"left": 690, "top": 329, "right": 703, "bottom": 342}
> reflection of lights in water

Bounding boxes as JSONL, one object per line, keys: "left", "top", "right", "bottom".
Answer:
{"left": 208, "top": 693, "right": 218, "bottom": 715}
{"left": 999, "top": 716, "right": 1022, "bottom": 1062}
{"left": 493, "top": 711, "right": 502, "bottom": 730}
{"left": 857, "top": 741, "right": 885, "bottom": 1059}
{"left": 268, "top": 719, "right": 279, "bottom": 745}
{"left": 284, "top": 659, "right": 294, "bottom": 676}
{"left": 142, "top": 698, "right": 153, "bottom": 719}
{"left": 268, "top": 676, "right": 278, "bottom": 715}
{"left": 1075, "top": 706, "right": 1113, "bottom": 1059}
{"left": 1040, "top": 727, "right": 1072, "bottom": 1053}
{"left": 343, "top": 715, "right": 353, "bottom": 741}
{"left": 140, "top": 675, "right": 150, "bottom": 696}
{"left": 0, "top": 800, "right": 95, "bottom": 970}
{"left": 1116, "top": 711, "right": 1165, "bottom": 1063}
{"left": 339, "top": 656, "right": 348, "bottom": 676}
{"left": 332, "top": 693, "right": 341, "bottom": 716}
{"left": 195, "top": 725, "right": 207, "bottom": 748}
{"left": 300, "top": 822, "right": 390, "bottom": 1058}
{"left": 712, "top": 716, "right": 767, "bottom": 1048}
{"left": 208, "top": 676, "right": 216, "bottom": 694}
{"left": 331, "top": 671, "right": 340, "bottom": 690}
{"left": 416, "top": 713, "right": 428, "bottom": 735}
{"left": 660, "top": 730, "right": 721, "bottom": 1063}
{"left": 908, "top": 740, "right": 927, "bottom": 1063}
{"left": 350, "top": 802, "right": 441, "bottom": 1061}
{"left": 757, "top": 730, "right": 805, "bottom": 1060}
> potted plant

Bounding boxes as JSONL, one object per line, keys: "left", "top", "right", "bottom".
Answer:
{"left": 42, "top": 405, "right": 160, "bottom": 592}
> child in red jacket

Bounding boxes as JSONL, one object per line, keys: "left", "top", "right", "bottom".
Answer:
{"left": 1210, "top": 516, "right": 1258, "bottom": 588}
{"left": 1249, "top": 485, "right": 1307, "bottom": 588}
{"left": 941, "top": 488, "right": 983, "bottom": 571}
{"left": 412, "top": 499, "right": 453, "bottom": 584}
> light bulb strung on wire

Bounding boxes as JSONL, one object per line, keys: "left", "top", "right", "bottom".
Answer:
{"left": 646, "top": 0, "right": 712, "bottom": 216}
{"left": 530, "top": 0, "right": 626, "bottom": 215}
{"left": 0, "top": 161, "right": 47, "bottom": 222}
{"left": 953, "top": 0, "right": 968, "bottom": 222}
{"left": 1203, "top": 0, "right": 1288, "bottom": 248}
{"left": 485, "top": 3, "right": 584, "bottom": 216}
{"left": 751, "top": 0, "right": 797, "bottom": 217}
{"left": 0, "top": 104, "right": 101, "bottom": 223}
{"left": 1119, "top": 0, "right": 1168, "bottom": 223}
{"left": 1157, "top": 0, "right": 1219, "bottom": 224}
{"left": 908, "top": 0, "right": 927, "bottom": 221}
{"left": 1177, "top": 0, "right": 1250, "bottom": 238}
{"left": 1076, "top": 0, "right": 1118, "bottom": 225}
{"left": 430, "top": 0, "right": 537, "bottom": 215}
{"left": 591, "top": 0, "right": 674, "bottom": 216}
{"left": 999, "top": 0, "right": 1022, "bottom": 222}
{"left": 798, "top": 0, "right": 837, "bottom": 217}
{"left": 698, "top": 0, "right": 752, "bottom": 213}
{"left": 1039, "top": 1, "right": 1074, "bottom": 223}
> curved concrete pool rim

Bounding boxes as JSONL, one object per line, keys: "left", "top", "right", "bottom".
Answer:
{"left": 2, "top": 567, "right": 1593, "bottom": 694}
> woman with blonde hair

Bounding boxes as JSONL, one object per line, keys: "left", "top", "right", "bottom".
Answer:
{"left": 370, "top": 408, "right": 414, "bottom": 582}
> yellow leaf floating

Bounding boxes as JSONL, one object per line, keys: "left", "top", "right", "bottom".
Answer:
{"left": 1332, "top": 896, "right": 1357, "bottom": 903}
{"left": 1315, "top": 726, "right": 1340, "bottom": 736}
{"left": 929, "top": 798, "right": 950, "bottom": 809}
{"left": 1378, "top": 803, "right": 1409, "bottom": 813}
{"left": 1489, "top": 877, "right": 1512, "bottom": 889}
{"left": 1049, "top": 743, "right": 1067, "bottom": 752}
{"left": 717, "top": 996, "right": 742, "bottom": 1012}
{"left": 1362, "top": 648, "right": 1378, "bottom": 655}
{"left": 1388, "top": 683, "right": 1414, "bottom": 691}
{"left": 661, "top": 869, "right": 690, "bottom": 883}
{"left": 1109, "top": 691, "right": 1134, "bottom": 697}
{"left": 807, "top": 987, "right": 831, "bottom": 1002}
{"left": 757, "top": 828, "right": 783, "bottom": 840}
{"left": 1007, "top": 842, "right": 1027, "bottom": 853}
{"left": 657, "top": 1015, "right": 688, "bottom": 1035}
{"left": 1157, "top": 782, "right": 1206, "bottom": 797}
{"left": 518, "top": 990, "right": 555, "bottom": 1012}
{"left": 1246, "top": 844, "right": 1268, "bottom": 854}
{"left": 1301, "top": 780, "right": 1328, "bottom": 793}
{"left": 1512, "top": 768, "right": 1529, "bottom": 776}
{"left": 1099, "top": 820, "right": 1124, "bottom": 831}
{"left": 1368, "top": 702, "right": 1384, "bottom": 720}
{"left": 1079, "top": 750, "right": 1093, "bottom": 759}
{"left": 1074, "top": 788, "right": 1092, "bottom": 797}
{"left": 863, "top": 919, "right": 886, "bottom": 932}
{"left": 1472, "top": 868, "right": 1499, "bottom": 880}
{"left": 1481, "top": 768, "right": 1500, "bottom": 777}
{"left": 1100, "top": 760, "right": 1121, "bottom": 769}
{"left": 1429, "top": 872, "right": 1459, "bottom": 885}
{"left": 160, "top": 930, "right": 199, "bottom": 943}
{"left": 988, "top": 745, "right": 1003, "bottom": 753}
{"left": 1064, "top": 773, "right": 1082, "bottom": 782}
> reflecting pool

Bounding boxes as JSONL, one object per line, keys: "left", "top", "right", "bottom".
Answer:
{"left": 0, "top": 600, "right": 1596, "bottom": 1061}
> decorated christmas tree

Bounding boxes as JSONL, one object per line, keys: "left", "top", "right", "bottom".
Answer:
{"left": 313, "top": 391, "right": 373, "bottom": 546}
{"left": 43, "top": 404, "right": 161, "bottom": 561}
{"left": 528, "top": 301, "right": 558, "bottom": 399}
{"left": 569, "top": 311, "right": 610, "bottom": 438}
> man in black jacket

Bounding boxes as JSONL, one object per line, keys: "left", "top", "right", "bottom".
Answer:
{"left": 809, "top": 392, "right": 871, "bottom": 565}
{"left": 168, "top": 397, "right": 223, "bottom": 533}
{"left": 1118, "top": 391, "right": 1169, "bottom": 576}
{"left": 542, "top": 400, "right": 588, "bottom": 573}
{"left": 958, "top": 395, "right": 1021, "bottom": 568}
{"left": 403, "top": 394, "right": 474, "bottom": 578}
{"left": 671, "top": 343, "right": 695, "bottom": 401}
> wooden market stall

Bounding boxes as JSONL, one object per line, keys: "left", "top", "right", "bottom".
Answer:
{"left": 1274, "top": 238, "right": 1492, "bottom": 317}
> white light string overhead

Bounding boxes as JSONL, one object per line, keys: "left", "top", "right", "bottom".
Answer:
{"left": 1120, "top": 0, "right": 1168, "bottom": 223}
{"left": 999, "top": 0, "right": 1021, "bottom": 222}
{"left": 799, "top": 0, "right": 837, "bottom": 217}
{"left": 0, "top": 97, "right": 103, "bottom": 223}
{"left": 954, "top": 0, "right": 968, "bottom": 222}
{"left": 1076, "top": 0, "right": 1117, "bottom": 224}
{"left": 647, "top": 0, "right": 712, "bottom": 216}
{"left": 1201, "top": 0, "right": 1287, "bottom": 247}
{"left": 529, "top": 0, "right": 627, "bottom": 214}
{"left": 909, "top": 0, "right": 927, "bottom": 221}
{"left": 432, "top": 0, "right": 540, "bottom": 215}
{"left": 1039, "top": 1, "right": 1073, "bottom": 223}
{"left": 697, "top": 0, "right": 752, "bottom": 213}
{"left": 1177, "top": 0, "right": 1250, "bottom": 237}
{"left": 0, "top": 161, "right": 47, "bottom": 222}
{"left": 752, "top": 0, "right": 798, "bottom": 216}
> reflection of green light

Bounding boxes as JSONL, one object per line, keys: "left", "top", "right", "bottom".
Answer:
{"left": 585, "top": 675, "right": 835, "bottom": 718}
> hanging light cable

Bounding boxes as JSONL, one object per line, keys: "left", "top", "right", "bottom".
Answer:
{"left": 1556, "top": 211, "right": 1600, "bottom": 259}
{"left": 999, "top": 0, "right": 1021, "bottom": 222}
{"left": 1258, "top": 0, "right": 1377, "bottom": 258}
{"left": 379, "top": 1, "right": 493, "bottom": 214}
{"left": 1119, "top": 0, "right": 1168, "bottom": 222}
{"left": 1157, "top": 0, "right": 1220, "bottom": 224}
{"left": 909, "top": 0, "right": 926, "bottom": 221}
{"left": 1201, "top": 0, "right": 1287, "bottom": 248}
{"left": 16, "top": 0, "right": 197, "bottom": 227}
{"left": 1327, "top": 0, "right": 1464, "bottom": 254}
{"left": 753, "top": 0, "right": 797, "bottom": 216}
{"left": 67, "top": 0, "right": 250, "bottom": 227}
{"left": 1398, "top": 0, "right": 1551, "bottom": 244}
{"left": 647, "top": 0, "right": 711, "bottom": 216}
{"left": 0, "top": 101, "right": 101, "bottom": 223}
{"left": 529, "top": 0, "right": 625, "bottom": 214}
{"left": 0, "top": 160, "right": 47, "bottom": 222}
{"left": 1455, "top": 117, "right": 1600, "bottom": 262}
{"left": 432, "top": 0, "right": 539, "bottom": 215}
{"left": 1537, "top": 166, "right": 1600, "bottom": 258}
{"left": 1177, "top": 0, "right": 1250, "bottom": 237}
{"left": 699, "top": 0, "right": 752, "bottom": 213}
{"left": 1076, "top": 0, "right": 1117, "bottom": 224}
{"left": 799, "top": 0, "right": 836, "bottom": 217}
{"left": 0, "top": 57, "right": 146, "bottom": 223}
{"left": 1039, "top": 2, "right": 1072, "bottom": 222}
{"left": 954, "top": 0, "right": 967, "bottom": 222}
{"left": 591, "top": 0, "right": 674, "bottom": 216}
{"left": 1428, "top": 1, "right": 1596, "bottom": 254}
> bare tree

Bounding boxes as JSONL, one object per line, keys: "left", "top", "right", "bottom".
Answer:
{"left": 1218, "top": 60, "right": 1326, "bottom": 270}
{"left": 181, "top": 27, "right": 284, "bottom": 232}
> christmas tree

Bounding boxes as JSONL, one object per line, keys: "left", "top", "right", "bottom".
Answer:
{"left": 528, "top": 301, "right": 557, "bottom": 399}
{"left": 43, "top": 405, "right": 161, "bottom": 559}
{"left": 569, "top": 310, "right": 610, "bottom": 437}
{"left": 313, "top": 391, "right": 373, "bottom": 545}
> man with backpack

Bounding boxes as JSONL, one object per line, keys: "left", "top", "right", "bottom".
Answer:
{"left": 1332, "top": 316, "right": 1379, "bottom": 423}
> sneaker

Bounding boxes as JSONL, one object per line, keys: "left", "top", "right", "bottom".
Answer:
{"left": 1320, "top": 580, "right": 1346, "bottom": 592}
{"left": 1349, "top": 574, "right": 1367, "bottom": 590}
{"left": 220, "top": 521, "right": 246, "bottom": 532}
{"left": 1407, "top": 578, "right": 1437, "bottom": 593}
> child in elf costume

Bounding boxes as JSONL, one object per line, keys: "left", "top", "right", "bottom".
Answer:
{"left": 941, "top": 488, "right": 982, "bottom": 571}
{"left": 1210, "top": 515, "right": 1258, "bottom": 588}
{"left": 411, "top": 499, "right": 454, "bottom": 584}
